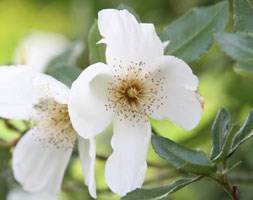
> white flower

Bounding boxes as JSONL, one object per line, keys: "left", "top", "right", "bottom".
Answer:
{"left": 7, "top": 188, "right": 58, "bottom": 200}
{"left": 0, "top": 66, "right": 96, "bottom": 198}
{"left": 13, "top": 31, "right": 69, "bottom": 72}
{"left": 68, "top": 9, "right": 204, "bottom": 196}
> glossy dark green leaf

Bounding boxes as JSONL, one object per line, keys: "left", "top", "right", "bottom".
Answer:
{"left": 122, "top": 177, "right": 201, "bottom": 200}
{"left": 234, "top": 0, "right": 253, "bottom": 33}
{"left": 159, "top": 1, "right": 228, "bottom": 62}
{"left": 88, "top": 20, "right": 106, "bottom": 64}
{"left": 215, "top": 32, "right": 253, "bottom": 61}
{"left": 230, "top": 110, "right": 253, "bottom": 155}
{"left": 210, "top": 108, "right": 231, "bottom": 160}
{"left": 152, "top": 135, "right": 215, "bottom": 175}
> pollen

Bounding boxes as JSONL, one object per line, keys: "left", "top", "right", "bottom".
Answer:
{"left": 105, "top": 61, "right": 166, "bottom": 123}
{"left": 33, "top": 98, "right": 76, "bottom": 150}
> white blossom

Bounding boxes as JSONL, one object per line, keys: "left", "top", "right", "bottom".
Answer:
{"left": 13, "top": 31, "right": 69, "bottom": 72}
{"left": 0, "top": 66, "right": 96, "bottom": 198}
{"left": 69, "top": 9, "right": 204, "bottom": 196}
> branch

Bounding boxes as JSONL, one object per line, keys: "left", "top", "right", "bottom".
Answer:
{"left": 229, "top": 173, "right": 253, "bottom": 184}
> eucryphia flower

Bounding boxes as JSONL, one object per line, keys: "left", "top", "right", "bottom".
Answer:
{"left": 13, "top": 31, "right": 69, "bottom": 72}
{"left": 0, "top": 66, "right": 96, "bottom": 198}
{"left": 69, "top": 9, "right": 204, "bottom": 196}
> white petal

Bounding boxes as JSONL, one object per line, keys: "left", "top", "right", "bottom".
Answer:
{"left": 32, "top": 73, "right": 70, "bottom": 104}
{"left": 98, "top": 9, "right": 163, "bottom": 68}
{"left": 78, "top": 137, "right": 96, "bottom": 198}
{"left": 105, "top": 117, "right": 151, "bottom": 196}
{"left": 13, "top": 31, "right": 69, "bottom": 73}
{"left": 69, "top": 63, "right": 114, "bottom": 139}
{"left": 7, "top": 189, "right": 59, "bottom": 200}
{"left": 0, "top": 66, "right": 70, "bottom": 120}
{"left": 13, "top": 126, "right": 73, "bottom": 194}
{"left": 151, "top": 56, "right": 203, "bottom": 130}
{"left": 0, "top": 66, "right": 42, "bottom": 120}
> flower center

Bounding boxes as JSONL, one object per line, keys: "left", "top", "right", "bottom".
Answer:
{"left": 127, "top": 87, "right": 138, "bottom": 99}
{"left": 106, "top": 62, "right": 166, "bottom": 122}
{"left": 33, "top": 98, "right": 76, "bottom": 150}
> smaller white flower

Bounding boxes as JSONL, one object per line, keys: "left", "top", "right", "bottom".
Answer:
{"left": 0, "top": 66, "right": 96, "bottom": 198}
{"left": 13, "top": 31, "right": 69, "bottom": 72}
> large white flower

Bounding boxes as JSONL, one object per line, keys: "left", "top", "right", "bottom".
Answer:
{"left": 69, "top": 9, "right": 204, "bottom": 196}
{"left": 0, "top": 66, "right": 96, "bottom": 198}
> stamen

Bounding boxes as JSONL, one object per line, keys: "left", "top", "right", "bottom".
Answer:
{"left": 33, "top": 98, "right": 76, "bottom": 150}
{"left": 105, "top": 60, "right": 166, "bottom": 124}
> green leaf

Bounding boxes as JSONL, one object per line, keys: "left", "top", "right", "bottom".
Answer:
{"left": 49, "top": 64, "right": 82, "bottom": 87}
{"left": 213, "top": 124, "right": 240, "bottom": 162}
{"left": 45, "top": 43, "right": 83, "bottom": 86}
{"left": 234, "top": 0, "right": 253, "bottom": 33}
{"left": 152, "top": 135, "right": 215, "bottom": 175}
{"left": 210, "top": 108, "right": 231, "bottom": 161}
{"left": 234, "top": 60, "right": 253, "bottom": 75}
{"left": 88, "top": 20, "right": 106, "bottom": 64}
{"left": 215, "top": 32, "right": 253, "bottom": 61}
{"left": 230, "top": 110, "right": 253, "bottom": 155}
{"left": 46, "top": 42, "right": 84, "bottom": 73}
{"left": 159, "top": 1, "right": 229, "bottom": 62}
{"left": 122, "top": 177, "right": 201, "bottom": 200}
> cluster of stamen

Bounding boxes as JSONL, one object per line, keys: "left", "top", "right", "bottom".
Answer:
{"left": 105, "top": 60, "right": 166, "bottom": 123}
{"left": 33, "top": 98, "right": 76, "bottom": 150}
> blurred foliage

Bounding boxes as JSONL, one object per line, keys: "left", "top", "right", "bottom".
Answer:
{"left": 0, "top": 0, "right": 253, "bottom": 200}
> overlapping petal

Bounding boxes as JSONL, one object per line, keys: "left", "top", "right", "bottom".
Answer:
{"left": 98, "top": 9, "right": 163, "bottom": 68}
{"left": 32, "top": 73, "right": 70, "bottom": 104}
{"left": 78, "top": 137, "right": 97, "bottom": 198}
{"left": 12, "top": 127, "right": 73, "bottom": 194}
{"left": 105, "top": 116, "right": 151, "bottom": 196}
{"left": 151, "top": 56, "right": 203, "bottom": 130}
{"left": 0, "top": 66, "right": 42, "bottom": 120}
{"left": 1, "top": 65, "right": 98, "bottom": 197}
{"left": 0, "top": 66, "right": 70, "bottom": 120}
{"left": 69, "top": 63, "right": 114, "bottom": 139}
